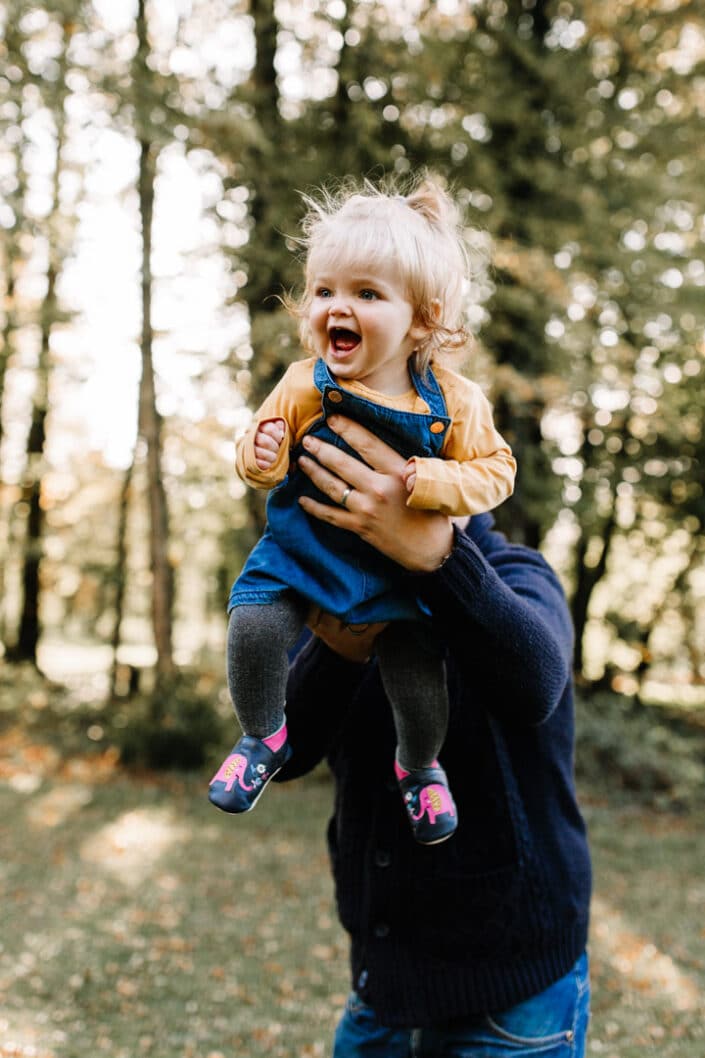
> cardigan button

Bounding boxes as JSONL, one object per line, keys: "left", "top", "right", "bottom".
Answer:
{"left": 373, "top": 922, "right": 390, "bottom": 939}
{"left": 374, "top": 850, "right": 392, "bottom": 868}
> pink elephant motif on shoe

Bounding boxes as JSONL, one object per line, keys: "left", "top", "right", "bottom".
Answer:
{"left": 210, "top": 753, "right": 253, "bottom": 792}
{"left": 412, "top": 784, "right": 456, "bottom": 824}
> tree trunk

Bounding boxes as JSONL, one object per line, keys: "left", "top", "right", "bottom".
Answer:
{"left": 11, "top": 328, "right": 51, "bottom": 662}
{"left": 137, "top": 137, "right": 174, "bottom": 682}
{"left": 0, "top": 233, "right": 20, "bottom": 649}
{"left": 134, "top": 0, "right": 174, "bottom": 683}
{"left": 108, "top": 460, "right": 134, "bottom": 699}
{"left": 9, "top": 18, "right": 72, "bottom": 664}
{"left": 571, "top": 508, "right": 617, "bottom": 678}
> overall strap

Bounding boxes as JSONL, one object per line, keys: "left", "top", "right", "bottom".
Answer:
{"left": 316, "top": 356, "right": 449, "bottom": 418}
{"left": 409, "top": 362, "right": 449, "bottom": 418}
{"left": 313, "top": 356, "right": 334, "bottom": 394}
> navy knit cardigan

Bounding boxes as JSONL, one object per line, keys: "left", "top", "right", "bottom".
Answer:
{"left": 276, "top": 513, "right": 592, "bottom": 1027}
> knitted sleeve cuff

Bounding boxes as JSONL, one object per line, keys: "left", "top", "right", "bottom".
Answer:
{"left": 407, "top": 522, "right": 489, "bottom": 594}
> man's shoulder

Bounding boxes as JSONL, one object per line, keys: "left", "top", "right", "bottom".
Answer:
{"left": 469, "top": 520, "right": 566, "bottom": 590}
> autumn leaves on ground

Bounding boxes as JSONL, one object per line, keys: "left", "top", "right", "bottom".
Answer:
{"left": 1, "top": 673, "right": 704, "bottom": 1058}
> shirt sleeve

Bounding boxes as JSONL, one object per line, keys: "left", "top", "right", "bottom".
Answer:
{"left": 235, "top": 360, "right": 320, "bottom": 489}
{"left": 406, "top": 376, "right": 516, "bottom": 517}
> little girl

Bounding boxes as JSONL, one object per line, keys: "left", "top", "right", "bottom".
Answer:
{"left": 209, "top": 176, "right": 516, "bottom": 845}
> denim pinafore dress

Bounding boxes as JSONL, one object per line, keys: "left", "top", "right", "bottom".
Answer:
{"left": 228, "top": 358, "right": 451, "bottom": 624}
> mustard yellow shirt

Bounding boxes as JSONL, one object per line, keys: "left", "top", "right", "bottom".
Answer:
{"left": 236, "top": 357, "right": 516, "bottom": 518}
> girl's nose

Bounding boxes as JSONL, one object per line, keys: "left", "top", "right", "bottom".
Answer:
{"left": 328, "top": 293, "right": 351, "bottom": 317}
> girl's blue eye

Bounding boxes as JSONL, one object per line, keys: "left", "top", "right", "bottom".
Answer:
{"left": 317, "top": 288, "right": 332, "bottom": 298}
{"left": 359, "top": 289, "right": 378, "bottom": 300}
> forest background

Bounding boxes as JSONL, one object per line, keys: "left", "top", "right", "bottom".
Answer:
{"left": 1, "top": 1, "right": 704, "bottom": 1056}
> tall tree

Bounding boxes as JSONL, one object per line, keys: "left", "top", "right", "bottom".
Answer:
{"left": 7, "top": 5, "right": 76, "bottom": 663}
{"left": 0, "top": 0, "right": 31, "bottom": 648}
{"left": 130, "top": 0, "right": 175, "bottom": 680}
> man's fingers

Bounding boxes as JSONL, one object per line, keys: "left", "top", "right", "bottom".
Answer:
{"left": 299, "top": 492, "right": 352, "bottom": 527}
{"left": 300, "top": 436, "right": 377, "bottom": 496}
{"left": 298, "top": 452, "right": 362, "bottom": 510}
{"left": 300, "top": 417, "right": 405, "bottom": 494}
{"left": 327, "top": 416, "right": 407, "bottom": 475}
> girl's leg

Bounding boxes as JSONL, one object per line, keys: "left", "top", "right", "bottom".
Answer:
{"left": 376, "top": 623, "right": 456, "bottom": 844}
{"left": 226, "top": 595, "right": 307, "bottom": 738}
{"left": 209, "top": 595, "right": 307, "bottom": 814}
{"left": 375, "top": 623, "right": 448, "bottom": 772}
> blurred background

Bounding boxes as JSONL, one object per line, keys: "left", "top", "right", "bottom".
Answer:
{"left": 1, "top": 2, "right": 705, "bottom": 1056}
{"left": 2, "top": 0, "right": 704, "bottom": 713}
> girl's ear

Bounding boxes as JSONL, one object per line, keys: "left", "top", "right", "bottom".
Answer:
{"left": 409, "top": 298, "right": 441, "bottom": 340}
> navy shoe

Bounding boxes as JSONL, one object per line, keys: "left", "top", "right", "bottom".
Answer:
{"left": 209, "top": 734, "right": 292, "bottom": 814}
{"left": 395, "top": 760, "right": 458, "bottom": 845}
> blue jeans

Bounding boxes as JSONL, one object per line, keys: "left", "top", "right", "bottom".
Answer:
{"left": 333, "top": 952, "right": 590, "bottom": 1057}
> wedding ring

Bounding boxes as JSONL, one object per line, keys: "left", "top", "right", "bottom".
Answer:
{"left": 340, "top": 486, "right": 352, "bottom": 508}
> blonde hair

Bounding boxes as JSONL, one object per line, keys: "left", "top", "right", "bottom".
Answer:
{"left": 288, "top": 174, "right": 472, "bottom": 374}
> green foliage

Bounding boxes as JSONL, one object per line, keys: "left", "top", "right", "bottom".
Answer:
{"left": 3, "top": 0, "right": 704, "bottom": 695}
{"left": 575, "top": 691, "right": 705, "bottom": 808}
{"left": 115, "top": 672, "right": 225, "bottom": 771}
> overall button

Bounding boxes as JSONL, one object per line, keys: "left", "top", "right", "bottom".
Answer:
{"left": 430, "top": 420, "right": 446, "bottom": 434}
{"left": 373, "top": 922, "right": 390, "bottom": 939}
{"left": 327, "top": 389, "right": 343, "bottom": 403}
{"left": 357, "top": 969, "right": 369, "bottom": 990}
{"left": 374, "top": 850, "right": 391, "bottom": 868}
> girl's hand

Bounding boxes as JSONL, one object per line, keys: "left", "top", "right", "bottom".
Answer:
{"left": 254, "top": 418, "right": 286, "bottom": 470}
{"left": 403, "top": 459, "right": 417, "bottom": 494}
{"left": 297, "top": 415, "right": 455, "bottom": 572}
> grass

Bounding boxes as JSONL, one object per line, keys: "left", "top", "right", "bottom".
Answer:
{"left": 0, "top": 752, "right": 347, "bottom": 1058}
{"left": 1, "top": 719, "right": 704, "bottom": 1057}
{"left": 582, "top": 795, "right": 704, "bottom": 1057}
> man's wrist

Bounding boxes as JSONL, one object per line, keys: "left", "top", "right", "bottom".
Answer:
{"left": 408, "top": 522, "right": 457, "bottom": 575}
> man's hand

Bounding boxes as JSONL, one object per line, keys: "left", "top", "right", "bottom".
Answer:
{"left": 307, "top": 607, "right": 387, "bottom": 663}
{"left": 297, "top": 415, "right": 455, "bottom": 572}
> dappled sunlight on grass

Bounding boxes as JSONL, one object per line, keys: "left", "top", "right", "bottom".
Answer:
{"left": 80, "top": 807, "right": 189, "bottom": 886}
{"left": 584, "top": 795, "right": 705, "bottom": 1056}
{"left": 591, "top": 896, "right": 700, "bottom": 1012}
{"left": 0, "top": 1021, "right": 58, "bottom": 1058}
{"left": 2, "top": 725, "right": 703, "bottom": 1058}
{"left": 27, "top": 784, "right": 94, "bottom": 828}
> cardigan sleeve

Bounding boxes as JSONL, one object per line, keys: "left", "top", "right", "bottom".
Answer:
{"left": 412, "top": 523, "right": 574, "bottom": 727}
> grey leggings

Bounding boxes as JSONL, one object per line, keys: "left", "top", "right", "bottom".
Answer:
{"left": 227, "top": 596, "right": 448, "bottom": 771}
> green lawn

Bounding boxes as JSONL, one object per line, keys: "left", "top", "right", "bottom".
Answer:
{"left": 1, "top": 730, "right": 704, "bottom": 1057}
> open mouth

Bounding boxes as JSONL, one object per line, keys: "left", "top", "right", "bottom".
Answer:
{"left": 329, "top": 327, "right": 361, "bottom": 353}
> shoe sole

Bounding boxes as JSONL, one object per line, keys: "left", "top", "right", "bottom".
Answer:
{"left": 418, "top": 830, "right": 456, "bottom": 845}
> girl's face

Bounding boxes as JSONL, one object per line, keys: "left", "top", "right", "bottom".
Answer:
{"left": 307, "top": 259, "right": 425, "bottom": 395}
